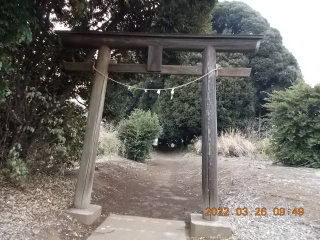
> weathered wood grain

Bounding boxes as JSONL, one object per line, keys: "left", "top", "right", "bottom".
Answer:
{"left": 74, "top": 46, "right": 110, "bottom": 209}
{"left": 64, "top": 62, "right": 251, "bottom": 77}
{"left": 201, "top": 46, "right": 219, "bottom": 221}
{"left": 147, "top": 46, "right": 163, "bottom": 72}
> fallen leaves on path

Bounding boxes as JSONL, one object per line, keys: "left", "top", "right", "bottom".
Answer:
{"left": 0, "top": 174, "right": 75, "bottom": 240}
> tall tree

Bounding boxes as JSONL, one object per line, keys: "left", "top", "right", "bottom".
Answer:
{"left": 156, "top": 76, "right": 202, "bottom": 145}
{"left": 212, "top": 1, "right": 302, "bottom": 113}
{"left": 0, "top": 0, "right": 218, "bottom": 176}
{"left": 0, "top": 0, "right": 36, "bottom": 73}
{"left": 152, "top": 1, "right": 301, "bottom": 142}
{"left": 0, "top": 0, "right": 91, "bottom": 177}
{"left": 96, "top": 0, "right": 218, "bottom": 122}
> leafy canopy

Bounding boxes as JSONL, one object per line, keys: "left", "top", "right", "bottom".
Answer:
{"left": 0, "top": 0, "right": 217, "bottom": 178}
{"left": 212, "top": 1, "right": 302, "bottom": 111}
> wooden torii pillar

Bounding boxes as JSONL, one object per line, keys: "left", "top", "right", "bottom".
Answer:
{"left": 57, "top": 31, "right": 262, "bottom": 236}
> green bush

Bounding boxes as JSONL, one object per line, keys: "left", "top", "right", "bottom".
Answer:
{"left": 1, "top": 146, "right": 28, "bottom": 182}
{"left": 266, "top": 82, "right": 320, "bottom": 167}
{"left": 25, "top": 102, "right": 86, "bottom": 173}
{"left": 0, "top": 101, "right": 86, "bottom": 180}
{"left": 117, "top": 109, "right": 162, "bottom": 162}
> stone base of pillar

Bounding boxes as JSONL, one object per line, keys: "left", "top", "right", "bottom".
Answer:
{"left": 66, "top": 204, "right": 101, "bottom": 225}
{"left": 190, "top": 214, "right": 232, "bottom": 239}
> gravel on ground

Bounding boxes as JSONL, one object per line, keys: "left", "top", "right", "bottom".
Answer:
{"left": 1, "top": 152, "right": 320, "bottom": 240}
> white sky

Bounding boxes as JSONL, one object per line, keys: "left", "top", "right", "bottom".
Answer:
{"left": 221, "top": 0, "right": 319, "bottom": 86}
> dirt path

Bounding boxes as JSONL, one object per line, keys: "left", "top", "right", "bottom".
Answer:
{"left": 93, "top": 151, "right": 202, "bottom": 222}
{"left": 96, "top": 152, "right": 320, "bottom": 239}
{"left": 90, "top": 151, "right": 320, "bottom": 239}
{"left": 2, "top": 151, "right": 320, "bottom": 239}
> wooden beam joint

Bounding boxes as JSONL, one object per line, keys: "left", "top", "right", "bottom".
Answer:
{"left": 147, "top": 46, "right": 163, "bottom": 72}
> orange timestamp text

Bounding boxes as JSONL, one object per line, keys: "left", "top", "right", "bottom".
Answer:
{"left": 205, "top": 207, "right": 304, "bottom": 216}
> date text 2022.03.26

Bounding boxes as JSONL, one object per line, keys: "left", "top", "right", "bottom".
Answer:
{"left": 205, "top": 207, "right": 304, "bottom": 216}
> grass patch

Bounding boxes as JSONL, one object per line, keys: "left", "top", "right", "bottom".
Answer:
{"left": 188, "top": 128, "right": 270, "bottom": 158}
{"left": 98, "top": 122, "right": 122, "bottom": 157}
{"left": 218, "top": 129, "right": 255, "bottom": 157}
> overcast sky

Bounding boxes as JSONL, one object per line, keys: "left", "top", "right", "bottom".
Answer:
{"left": 221, "top": 0, "right": 319, "bottom": 86}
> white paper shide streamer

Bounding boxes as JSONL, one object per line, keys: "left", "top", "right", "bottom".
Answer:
{"left": 93, "top": 65, "right": 220, "bottom": 100}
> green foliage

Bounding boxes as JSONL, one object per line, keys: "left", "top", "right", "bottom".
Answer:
{"left": 156, "top": 76, "right": 201, "bottom": 142}
{"left": 98, "top": 0, "right": 218, "bottom": 122}
{"left": 212, "top": 1, "right": 269, "bottom": 35}
{"left": 212, "top": 1, "right": 301, "bottom": 112}
{"left": 103, "top": 81, "right": 132, "bottom": 124}
{"left": 149, "top": 1, "right": 299, "bottom": 143}
{"left": 117, "top": 109, "right": 162, "bottom": 162}
{"left": 152, "top": 0, "right": 217, "bottom": 34}
{"left": 265, "top": 83, "right": 320, "bottom": 167}
{"left": 1, "top": 146, "right": 28, "bottom": 181}
{"left": 0, "top": 0, "right": 219, "bottom": 180}
{"left": 0, "top": 0, "right": 36, "bottom": 73}
{"left": 0, "top": 3, "right": 88, "bottom": 177}
{"left": 133, "top": 78, "right": 166, "bottom": 112}
{"left": 156, "top": 76, "right": 256, "bottom": 141}
{"left": 26, "top": 102, "right": 86, "bottom": 173}
{"left": 0, "top": 0, "right": 37, "bottom": 100}
{"left": 217, "top": 78, "right": 257, "bottom": 131}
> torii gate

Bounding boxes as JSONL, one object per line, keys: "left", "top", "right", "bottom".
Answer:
{"left": 57, "top": 31, "right": 263, "bottom": 238}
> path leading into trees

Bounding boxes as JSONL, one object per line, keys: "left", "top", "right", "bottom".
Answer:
{"left": 88, "top": 151, "right": 320, "bottom": 240}
{"left": 2, "top": 151, "right": 320, "bottom": 239}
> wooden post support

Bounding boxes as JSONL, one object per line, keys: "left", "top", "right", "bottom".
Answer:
{"left": 74, "top": 46, "right": 111, "bottom": 209}
{"left": 147, "top": 46, "right": 163, "bottom": 72}
{"left": 201, "top": 46, "right": 219, "bottom": 221}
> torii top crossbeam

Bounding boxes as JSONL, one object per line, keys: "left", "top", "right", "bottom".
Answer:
{"left": 57, "top": 31, "right": 263, "bottom": 52}
{"left": 57, "top": 30, "right": 263, "bottom": 232}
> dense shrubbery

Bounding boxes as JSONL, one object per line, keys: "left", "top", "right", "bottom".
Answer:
{"left": 25, "top": 102, "right": 86, "bottom": 173}
{"left": 1, "top": 101, "right": 86, "bottom": 180}
{"left": 156, "top": 76, "right": 257, "bottom": 145}
{"left": 266, "top": 83, "right": 320, "bottom": 167}
{"left": 0, "top": 0, "right": 90, "bottom": 181}
{"left": 117, "top": 109, "right": 162, "bottom": 162}
{"left": 217, "top": 78, "right": 257, "bottom": 131}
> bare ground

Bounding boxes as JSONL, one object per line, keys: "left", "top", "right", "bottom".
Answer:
{"left": 1, "top": 151, "right": 320, "bottom": 240}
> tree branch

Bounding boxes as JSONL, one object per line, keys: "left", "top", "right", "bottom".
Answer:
{"left": 85, "top": 0, "right": 128, "bottom": 62}
{"left": 58, "top": 81, "right": 78, "bottom": 105}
